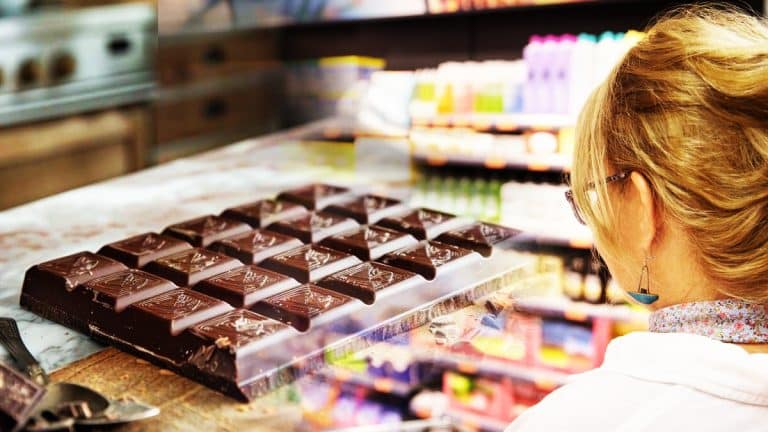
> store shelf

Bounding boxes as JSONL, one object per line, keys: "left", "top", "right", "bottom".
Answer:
{"left": 411, "top": 113, "right": 575, "bottom": 133}
{"left": 319, "top": 366, "right": 417, "bottom": 397}
{"left": 414, "top": 350, "right": 570, "bottom": 391}
{"left": 413, "top": 152, "right": 571, "bottom": 173}
{"left": 513, "top": 296, "right": 650, "bottom": 323}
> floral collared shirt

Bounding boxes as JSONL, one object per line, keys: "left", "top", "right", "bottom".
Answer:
{"left": 649, "top": 299, "right": 768, "bottom": 343}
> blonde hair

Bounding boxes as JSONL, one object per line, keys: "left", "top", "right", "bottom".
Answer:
{"left": 572, "top": 4, "right": 768, "bottom": 303}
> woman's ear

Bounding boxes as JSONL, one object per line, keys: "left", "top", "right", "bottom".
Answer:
{"left": 629, "top": 171, "right": 658, "bottom": 252}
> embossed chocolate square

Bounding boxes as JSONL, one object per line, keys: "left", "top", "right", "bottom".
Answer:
{"left": 20, "top": 252, "right": 128, "bottom": 332}
{"left": 190, "top": 309, "right": 288, "bottom": 352}
{"left": 251, "top": 284, "right": 352, "bottom": 331}
{"left": 317, "top": 262, "right": 419, "bottom": 305}
{"left": 163, "top": 215, "right": 251, "bottom": 247}
{"left": 208, "top": 229, "right": 303, "bottom": 264}
{"left": 220, "top": 199, "right": 308, "bottom": 228}
{"left": 259, "top": 244, "right": 361, "bottom": 284}
{"left": 266, "top": 211, "right": 359, "bottom": 244}
{"left": 194, "top": 265, "right": 300, "bottom": 308}
{"left": 82, "top": 269, "right": 178, "bottom": 313}
{"left": 22, "top": 251, "right": 127, "bottom": 293}
{"left": 435, "top": 223, "right": 522, "bottom": 257}
{"left": 128, "top": 288, "right": 233, "bottom": 336}
{"left": 380, "top": 241, "right": 478, "bottom": 280}
{"left": 99, "top": 232, "right": 193, "bottom": 268}
{"left": 323, "top": 194, "right": 409, "bottom": 224}
{"left": 0, "top": 360, "right": 45, "bottom": 432}
{"left": 320, "top": 226, "right": 418, "bottom": 261}
{"left": 376, "top": 208, "right": 470, "bottom": 240}
{"left": 276, "top": 183, "right": 353, "bottom": 210}
{"left": 144, "top": 248, "right": 241, "bottom": 287}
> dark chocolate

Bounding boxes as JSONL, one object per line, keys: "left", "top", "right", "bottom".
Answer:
{"left": 322, "top": 194, "right": 409, "bottom": 224}
{"left": 317, "top": 262, "right": 420, "bottom": 305}
{"left": 0, "top": 361, "right": 45, "bottom": 432}
{"left": 208, "top": 229, "right": 303, "bottom": 264}
{"left": 82, "top": 269, "right": 178, "bottom": 313}
{"left": 266, "top": 211, "right": 359, "bottom": 243}
{"left": 20, "top": 252, "right": 127, "bottom": 332}
{"left": 98, "top": 232, "right": 192, "bottom": 268}
{"left": 276, "top": 184, "right": 353, "bottom": 210}
{"left": 435, "top": 223, "right": 522, "bottom": 257}
{"left": 259, "top": 244, "right": 361, "bottom": 284}
{"left": 186, "top": 309, "right": 290, "bottom": 383}
{"left": 194, "top": 265, "right": 300, "bottom": 308}
{"left": 380, "top": 241, "right": 476, "bottom": 280}
{"left": 376, "top": 208, "right": 469, "bottom": 240}
{"left": 144, "top": 248, "right": 241, "bottom": 287}
{"left": 104, "top": 289, "right": 233, "bottom": 360}
{"left": 163, "top": 215, "right": 251, "bottom": 247}
{"left": 251, "top": 284, "right": 352, "bottom": 331}
{"left": 220, "top": 199, "right": 308, "bottom": 228}
{"left": 319, "top": 226, "right": 418, "bottom": 261}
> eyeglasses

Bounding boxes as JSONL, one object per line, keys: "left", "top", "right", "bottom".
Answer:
{"left": 565, "top": 171, "right": 631, "bottom": 225}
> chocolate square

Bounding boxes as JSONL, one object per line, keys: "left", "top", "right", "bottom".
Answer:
{"left": 144, "top": 248, "right": 241, "bottom": 287}
{"left": 259, "top": 244, "right": 361, "bottom": 283}
{"left": 266, "top": 211, "right": 359, "bottom": 243}
{"left": 435, "top": 223, "right": 522, "bottom": 257}
{"left": 163, "top": 215, "right": 251, "bottom": 247}
{"left": 251, "top": 284, "right": 352, "bottom": 331}
{"left": 376, "top": 208, "right": 469, "bottom": 240}
{"left": 220, "top": 199, "right": 308, "bottom": 228}
{"left": 129, "top": 289, "right": 233, "bottom": 336}
{"left": 194, "top": 265, "right": 300, "bottom": 307}
{"left": 83, "top": 269, "right": 178, "bottom": 313}
{"left": 20, "top": 252, "right": 128, "bottom": 332}
{"left": 186, "top": 309, "right": 291, "bottom": 384}
{"left": 323, "top": 194, "right": 409, "bottom": 224}
{"left": 317, "top": 262, "right": 419, "bottom": 305}
{"left": 98, "top": 232, "right": 192, "bottom": 268}
{"left": 380, "top": 241, "right": 477, "bottom": 280}
{"left": 0, "top": 361, "right": 45, "bottom": 432}
{"left": 320, "top": 226, "right": 418, "bottom": 261}
{"left": 276, "top": 184, "right": 353, "bottom": 210}
{"left": 208, "top": 230, "right": 303, "bottom": 264}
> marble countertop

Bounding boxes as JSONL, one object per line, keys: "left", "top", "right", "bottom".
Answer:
{"left": 0, "top": 119, "right": 413, "bottom": 372}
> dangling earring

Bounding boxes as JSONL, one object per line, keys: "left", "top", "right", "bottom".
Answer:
{"left": 628, "top": 255, "right": 659, "bottom": 305}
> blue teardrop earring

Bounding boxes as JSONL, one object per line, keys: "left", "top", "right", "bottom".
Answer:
{"left": 628, "top": 255, "right": 659, "bottom": 305}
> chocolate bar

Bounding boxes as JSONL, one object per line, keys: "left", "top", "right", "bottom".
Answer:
{"left": 20, "top": 252, "right": 128, "bottom": 332}
{"left": 380, "top": 241, "right": 479, "bottom": 280}
{"left": 194, "top": 265, "right": 300, "bottom": 308}
{"left": 208, "top": 229, "right": 303, "bottom": 264}
{"left": 251, "top": 284, "right": 353, "bottom": 332}
{"left": 0, "top": 361, "right": 45, "bottom": 432}
{"left": 144, "top": 248, "right": 241, "bottom": 287}
{"left": 266, "top": 211, "right": 358, "bottom": 243}
{"left": 320, "top": 226, "right": 418, "bottom": 261}
{"left": 323, "top": 195, "right": 409, "bottom": 224}
{"left": 317, "top": 262, "right": 420, "bottom": 304}
{"left": 21, "top": 184, "right": 524, "bottom": 402}
{"left": 220, "top": 199, "right": 308, "bottom": 228}
{"left": 376, "top": 208, "right": 470, "bottom": 240}
{"left": 435, "top": 223, "right": 522, "bottom": 257}
{"left": 98, "top": 232, "right": 192, "bottom": 268}
{"left": 276, "top": 184, "right": 353, "bottom": 210}
{"left": 259, "top": 244, "right": 361, "bottom": 283}
{"left": 163, "top": 215, "right": 251, "bottom": 247}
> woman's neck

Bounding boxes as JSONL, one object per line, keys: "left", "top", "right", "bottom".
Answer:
{"left": 736, "top": 344, "right": 768, "bottom": 354}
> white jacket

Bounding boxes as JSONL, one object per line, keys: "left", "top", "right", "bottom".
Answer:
{"left": 506, "top": 332, "right": 768, "bottom": 432}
